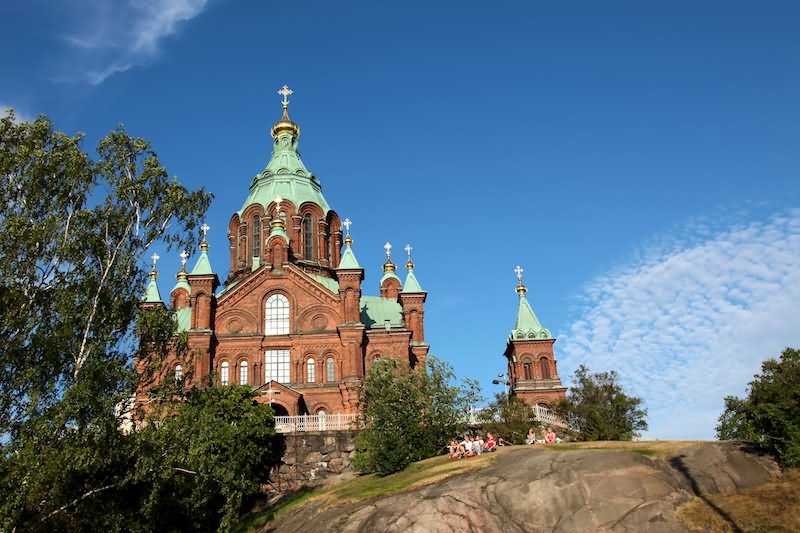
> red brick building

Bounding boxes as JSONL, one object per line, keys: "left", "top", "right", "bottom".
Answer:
{"left": 139, "top": 87, "right": 428, "bottom": 416}
{"left": 503, "top": 266, "right": 567, "bottom": 407}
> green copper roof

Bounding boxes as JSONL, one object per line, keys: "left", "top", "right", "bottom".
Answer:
{"left": 512, "top": 292, "right": 552, "bottom": 340}
{"left": 268, "top": 222, "right": 289, "bottom": 243}
{"left": 238, "top": 131, "right": 331, "bottom": 216}
{"left": 142, "top": 276, "right": 162, "bottom": 303}
{"left": 360, "top": 295, "right": 403, "bottom": 329}
{"left": 309, "top": 273, "right": 340, "bottom": 294}
{"left": 402, "top": 269, "right": 424, "bottom": 293}
{"left": 172, "top": 277, "right": 191, "bottom": 295}
{"left": 380, "top": 270, "right": 402, "bottom": 285}
{"left": 190, "top": 249, "right": 213, "bottom": 275}
{"left": 338, "top": 243, "right": 361, "bottom": 270}
{"left": 175, "top": 307, "right": 192, "bottom": 333}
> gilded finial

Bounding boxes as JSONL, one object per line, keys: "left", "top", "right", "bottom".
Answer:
{"left": 150, "top": 252, "right": 160, "bottom": 279}
{"left": 271, "top": 197, "right": 285, "bottom": 229}
{"left": 200, "top": 223, "right": 210, "bottom": 252}
{"left": 514, "top": 265, "right": 527, "bottom": 295}
{"left": 272, "top": 85, "right": 300, "bottom": 138}
{"left": 383, "top": 242, "right": 396, "bottom": 272}
{"left": 177, "top": 250, "right": 189, "bottom": 280}
{"left": 404, "top": 243, "right": 414, "bottom": 270}
{"left": 343, "top": 217, "right": 353, "bottom": 246}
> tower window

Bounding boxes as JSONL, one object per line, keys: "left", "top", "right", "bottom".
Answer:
{"left": 239, "top": 360, "right": 248, "bottom": 385}
{"left": 220, "top": 361, "right": 229, "bottom": 385}
{"left": 523, "top": 360, "right": 532, "bottom": 380}
{"left": 174, "top": 364, "right": 183, "bottom": 383}
{"left": 326, "top": 356, "right": 335, "bottom": 383}
{"left": 307, "top": 358, "right": 315, "bottom": 383}
{"left": 265, "top": 294, "right": 289, "bottom": 335}
{"left": 265, "top": 349, "right": 290, "bottom": 384}
{"left": 303, "top": 214, "right": 314, "bottom": 259}
{"left": 540, "top": 358, "right": 551, "bottom": 380}
{"left": 252, "top": 216, "right": 261, "bottom": 258}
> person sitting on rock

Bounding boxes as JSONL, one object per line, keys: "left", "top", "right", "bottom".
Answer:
{"left": 485, "top": 432, "right": 497, "bottom": 452}
{"left": 448, "top": 439, "right": 463, "bottom": 459}
{"left": 526, "top": 427, "right": 537, "bottom": 445}
{"left": 464, "top": 436, "right": 476, "bottom": 457}
{"left": 474, "top": 435, "right": 485, "bottom": 455}
{"left": 545, "top": 428, "right": 557, "bottom": 444}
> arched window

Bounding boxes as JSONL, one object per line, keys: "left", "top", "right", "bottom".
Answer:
{"left": 220, "top": 361, "right": 229, "bottom": 385}
{"left": 540, "top": 358, "right": 551, "bottom": 380}
{"left": 265, "top": 294, "right": 289, "bottom": 335}
{"left": 307, "top": 358, "right": 316, "bottom": 384}
{"left": 252, "top": 217, "right": 261, "bottom": 258}
{"left": 239, "top": 360, "right": 248, "bottom": 385}
{"left": 174, "top": 364, "right": 183, "bottom": 383}
{"left": 523, "top": 360, "right": 532, "bottom": 380}
{"left": 303, "top": 214, "right": 314, "bottom": 260}
{"left": 326, "top": 356, "right": 335, "bottom": 383}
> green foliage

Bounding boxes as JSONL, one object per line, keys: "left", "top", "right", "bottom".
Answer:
{"left": 556, "top": 365, "right": 648, "bottom": 441}
{"left": 478, "top": 392, "right": 537, "bottom": 444}
{"left": 353, "top": 356, "right": 480, "bottom": 476}
{"left": 1, "top": 385, "right": 277, "bottom": 532}
{"left": 0, "top": 112, "right": 281, "bottom": 531}
{"left": 716, "top": 348, "right": 800, "bottom": 467}
{"left": 132, "top": 386, "right": 276, "bottom": 532}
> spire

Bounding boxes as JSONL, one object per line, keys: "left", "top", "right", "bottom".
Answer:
{"left": 190, "top": 222, "right": 214, "bottom": 275}
{"left": 172, "top": 250, "right": 191, "bottom": 293}
{"left": 337, "top": 217, "right": 361, "bottom": 269}
{"left": 239, "top": 85, "right": 331, "bottom": 216}
{"left": 142, "top": 252, "right": 163, "bottom": 303}
{"left": 511, "top": 265, "right": 551, "bottom": 340}
{"left": 380, "top": 241, "right": 401, "bottom": 284}
{"left": 402, "top": 243, "right": 424, "bottom": 293}
{"left": 267, "top": 197, "right": 289, "bottom": 243}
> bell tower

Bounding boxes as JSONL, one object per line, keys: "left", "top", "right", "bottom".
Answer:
{"left": 503, "top": 265, "right": 567, "bottom": 407}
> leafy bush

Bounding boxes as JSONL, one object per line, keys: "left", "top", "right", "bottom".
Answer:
{"left": 556, "top": 365, "right": 648, "bottom": 441}
{"left": 478, "top": 393, "right": 537, "bottom": 444}
{"left": 353, "top": 357, "right": 479, "bottom": 475}
{"left": 717, "top": 348, "right": 800, "bottom": 467}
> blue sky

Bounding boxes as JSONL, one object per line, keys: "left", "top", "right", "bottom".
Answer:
{"left": 2, "top": 0, "right": 798, "bottom": 439}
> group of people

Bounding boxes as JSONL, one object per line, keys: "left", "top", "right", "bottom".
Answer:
{"left": 448, "top": 432, "right": 502, "bottom": 459}
{"left": 525, "top": 427, "right": 560, "bottom": 445}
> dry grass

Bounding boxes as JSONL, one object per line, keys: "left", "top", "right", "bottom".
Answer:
{"left": 676, "top": 468, "right": 800, "bottom": 533}
{"left": 544, "top": 440, "right": 705, "bottom": 460}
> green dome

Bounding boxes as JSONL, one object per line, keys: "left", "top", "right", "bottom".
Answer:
{"left": 238, "top": 126, "right": 331, "bottom": 216}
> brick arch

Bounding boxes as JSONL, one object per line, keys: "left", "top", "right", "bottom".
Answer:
{"left": 296, "top": 303, "right": 337, "bottom": 331}
{"left": 216, "top": 309, "right": 257, "bottom": 335}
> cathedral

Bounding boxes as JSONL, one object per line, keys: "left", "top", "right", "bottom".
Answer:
{"left": 139, "top": 86, "right": 429, "bottom": 416}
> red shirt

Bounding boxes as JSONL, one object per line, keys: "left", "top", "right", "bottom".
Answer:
{"left": 486, "top": 437, "right": 497, "bottom": 448}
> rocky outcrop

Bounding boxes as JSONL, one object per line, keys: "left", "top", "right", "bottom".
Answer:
{"left": 262, "top": 442, "right": 779, "bottom": 533}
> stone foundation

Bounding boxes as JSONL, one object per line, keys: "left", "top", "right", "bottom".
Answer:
{"left": 271, "top": 431, "right": 358, "bottom": 491}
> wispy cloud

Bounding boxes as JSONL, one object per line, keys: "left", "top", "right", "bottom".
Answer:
{"left": 63, "top": 0, "right": 209, "bottom": 85}
{"left": 558, "top": 209, "right": 800, "bottom": 440}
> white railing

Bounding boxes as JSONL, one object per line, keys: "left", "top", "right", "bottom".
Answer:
{"left": 274, "top": 413, "right": 360, "bottom": 433}
{"left": 467, "top": 404, "right": 570, "bottom": 430}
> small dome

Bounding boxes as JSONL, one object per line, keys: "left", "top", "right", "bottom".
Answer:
{"left": 271, "top": 108, "right": 300, "bottom": 139}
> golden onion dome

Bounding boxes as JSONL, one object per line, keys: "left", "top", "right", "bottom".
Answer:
{"left": 271, "top": 107, "right": 300, "bottom": 139}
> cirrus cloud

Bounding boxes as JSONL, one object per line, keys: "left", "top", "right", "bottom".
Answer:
{"left": 63, "top": 0, "right": 209, "bottom": 85}
{"left": 558, "top": 209, "right": 800, "bottom": 440}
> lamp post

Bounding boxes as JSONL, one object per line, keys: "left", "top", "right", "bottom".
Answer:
{"left": 492, "top": 372, "right": 511, "bottom": 406}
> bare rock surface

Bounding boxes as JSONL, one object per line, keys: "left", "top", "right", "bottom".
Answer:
{"left": 262, "top": 442, "right": 779, "bottom": 533}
